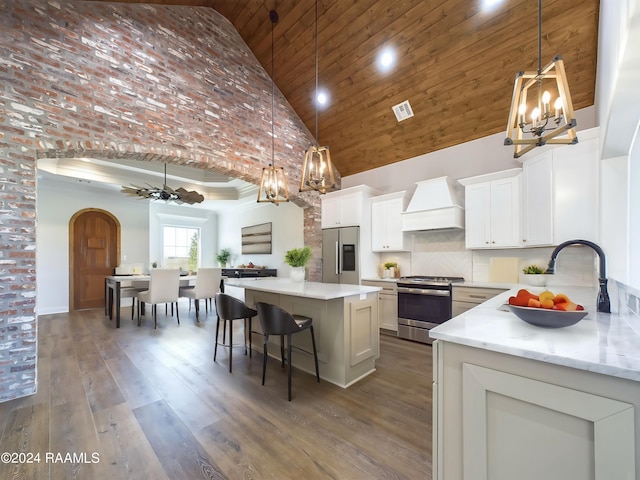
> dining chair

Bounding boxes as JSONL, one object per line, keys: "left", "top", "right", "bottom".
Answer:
{"left": 133, "top": 268, "right": 181, "bottom": 328}
{"left": 255, "top": 302, "right": 320, "bottom": 401}
{"left": 214, "top": 292, "right": 257, "bottom": 372}
{"left": 179, "top": 267, "right": 222, "bottom": 321}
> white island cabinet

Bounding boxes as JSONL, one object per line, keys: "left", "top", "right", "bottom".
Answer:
{"left": 431, "top": 286, "right": 639, "bottom": 480}
{"left": 225, "top": 278, "right": 381, "bottom": 388}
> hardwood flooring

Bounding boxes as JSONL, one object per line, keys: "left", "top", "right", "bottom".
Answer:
{"left": 0, "top": 303, "right": 432, "bottom": 480}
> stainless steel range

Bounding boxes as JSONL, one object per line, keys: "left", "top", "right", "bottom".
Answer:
{"left": 397, "top": 275, "right": 464, "bottom": 344}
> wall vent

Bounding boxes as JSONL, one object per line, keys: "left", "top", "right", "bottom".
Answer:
{"left": 392, "top": 100, "right": 414, "bottom": 122}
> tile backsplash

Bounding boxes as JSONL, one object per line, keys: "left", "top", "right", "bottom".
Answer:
{"left": 378, "top": 229, "right": 598, "bottom": 286}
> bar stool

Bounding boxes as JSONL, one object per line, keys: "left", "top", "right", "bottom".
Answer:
{"left": 255, "top": 302, "right": 320, "bottom": 401}
{"left": 213, "top": 292, "right": 257, "bottom": 372}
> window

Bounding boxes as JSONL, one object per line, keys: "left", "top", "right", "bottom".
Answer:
{"left": 163, "top": 226, "right": 199, "bottom": 271}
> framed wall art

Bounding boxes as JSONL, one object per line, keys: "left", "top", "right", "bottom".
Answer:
{"left": 241, "top": 222, "right": 272, "bottom": 254}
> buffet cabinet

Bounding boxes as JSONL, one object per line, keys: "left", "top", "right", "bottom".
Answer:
{"left": 221, "top": 268, "right": 277, "bottom": 278}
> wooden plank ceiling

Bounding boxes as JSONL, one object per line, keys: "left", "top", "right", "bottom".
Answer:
{"left": 85, "top": 0, "right": 599, "bottom": 177}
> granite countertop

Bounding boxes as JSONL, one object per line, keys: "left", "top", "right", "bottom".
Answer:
{"left": 430, "top": 285, "right": 640, "bottom": 383}
{"left": 224, "top": 277, "right": 381, "bottom": 300}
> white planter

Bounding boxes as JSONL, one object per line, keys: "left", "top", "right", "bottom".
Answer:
{"left": 523, "top": 274, "right": 547, "bottom": 287}
{"left": 290, "top": 266, "right": 306, "bottom": 282}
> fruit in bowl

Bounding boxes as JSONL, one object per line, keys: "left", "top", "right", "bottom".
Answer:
{"left": 507, "top": 289, "right": 587, "bottom": 328}
{"left": 508, "top": 289, "right": 584, "bottom": 311}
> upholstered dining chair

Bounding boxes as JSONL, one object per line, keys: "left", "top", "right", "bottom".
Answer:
{"left": 255, "top": 302, "right": 320, "bottom": 401}
{"left": 213, "top": 292, "right": 257, "bottom": 372}
{"left": 179, "top": 267, "right": 222, "bottom": 321}
{"left": 133, "top": 268, "right": 180, "bottom": 329}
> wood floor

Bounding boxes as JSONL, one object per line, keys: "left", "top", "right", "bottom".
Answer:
{"left": 0, "top": 302, "right": 432, "bottom": 480}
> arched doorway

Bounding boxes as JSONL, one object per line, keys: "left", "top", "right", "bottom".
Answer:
{"left": 69, "top": 208, "right": 121, "bottom": 311}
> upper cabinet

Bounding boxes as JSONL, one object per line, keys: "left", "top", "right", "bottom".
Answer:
{"left": 461, "top": 127, "right": 600, "bottom": 250}
{"left": 521, "top": 152, "right": 554, "bottom": 246}
{"left": 521, "top": 128, "right": 600, "bottom": 246}
{"left": 552, "top": 134, "right": 599, "bottom": 244}
{"left": 321, "top": 185, "right": 379, "bottom": 229}
{"left": 371, "top": 191, "right": 408, "bottom": 252}
{"left": 459, "top": 169, "right": 522, "bottom": 249}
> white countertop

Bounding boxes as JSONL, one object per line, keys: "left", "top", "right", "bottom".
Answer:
{"left": 361, "top": 277, "right": 399, "bottom": 283}
{"left": 455, "top": 281, "right": 518, "bottom": 290}
{"left": 430, "top": 285, "right": 640, "bottom": 383}
{"left": 224, "top": 277, "right": 381, "bottom": 300}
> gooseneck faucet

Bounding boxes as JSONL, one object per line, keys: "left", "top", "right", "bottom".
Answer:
{"left": 546, "top": 239, "right": 610, "bottom": 313}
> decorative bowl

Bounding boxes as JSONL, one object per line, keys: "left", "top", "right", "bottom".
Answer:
{"left": 508, "top": 305, "right": 588, "bottom": 328}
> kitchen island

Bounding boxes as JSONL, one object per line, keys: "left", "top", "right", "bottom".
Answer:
{"left": 430, "top": 284, "right": 640, "bottom": 479}
{"left": 224, "top": 278, "right": 381, "bottom": 388}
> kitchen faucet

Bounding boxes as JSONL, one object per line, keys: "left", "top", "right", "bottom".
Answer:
{"left": 546, "top": 239, "right": 611, "bottom": 313}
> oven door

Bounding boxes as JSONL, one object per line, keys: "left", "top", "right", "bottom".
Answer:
{"left": 397, "top": 287, "right": 452, "bottom": 343}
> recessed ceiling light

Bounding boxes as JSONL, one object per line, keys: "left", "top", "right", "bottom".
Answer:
{"left": 316, "top": 90, "right": 328, "bottom": 106}
{"left": 482, "top": 0, "right": 503, "bottom": 12}
{"left": 377, "top": 46, "right": 396, "bottom": 73}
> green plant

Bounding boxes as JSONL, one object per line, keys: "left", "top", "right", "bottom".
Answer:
{"left": 522, "top": 264, "right": 546, "bottom": 274}
{"left": 216, "top": 248, "right": 231, "bottom": 265}
{"left": 383, "top": 262, "right": 397, "bottom": 269}
{"left": 284, "top": 246, "right": 312, "bottom": 267}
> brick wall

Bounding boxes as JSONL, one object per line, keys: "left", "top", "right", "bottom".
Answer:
{"left": 0, "top": 0, "right": 336, "bottom": 403}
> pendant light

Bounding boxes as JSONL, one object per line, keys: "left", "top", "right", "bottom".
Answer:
{"left": 299, "top": 0, "right": 336, "bottom": 194}
{"left": 258, "top": 10, "right": 289, "bottom": 205}
{"left": 504, "top": 0, "right": 578, "bottom": 158}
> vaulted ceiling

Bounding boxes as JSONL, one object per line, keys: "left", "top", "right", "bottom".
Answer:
{"left": 86, "top": 0, "right": 600, "bottom": 177}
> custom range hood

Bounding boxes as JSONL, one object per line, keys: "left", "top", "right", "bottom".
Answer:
{"left": 401, "top": 176, "right": 464, "bottom": 231}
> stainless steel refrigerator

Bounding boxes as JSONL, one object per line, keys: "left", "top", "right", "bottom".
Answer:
{"left": 322, "top": 226, "right": 360, "bottom": 285}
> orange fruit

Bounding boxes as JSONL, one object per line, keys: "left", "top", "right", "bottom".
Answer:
{"left": 539, "top": 291, "right": 555, "bottom": 302}
{"left": 541, "top": 298, "right": 554, "bottom": 309}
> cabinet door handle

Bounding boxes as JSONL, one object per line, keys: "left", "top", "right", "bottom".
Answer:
{"left": 469, "top": 294, "right": 487, "bottom": 299}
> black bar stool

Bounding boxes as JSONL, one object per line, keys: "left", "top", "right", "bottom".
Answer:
{"left": 214, "top": 292, "right": 257, "bottom": 372}
{"left": 255, "top": 302, "right": 320, "bottom": 401}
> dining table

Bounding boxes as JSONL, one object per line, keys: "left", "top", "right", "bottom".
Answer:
{"left": 104, "top": 274, "right": 197, "bottom": 328}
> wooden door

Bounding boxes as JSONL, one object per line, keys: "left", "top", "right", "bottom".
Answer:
{"left": 70, "top": 209, "right": 119, "bottom": 310}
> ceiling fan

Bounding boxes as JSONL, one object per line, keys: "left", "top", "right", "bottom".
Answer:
{"left": 121, "top": 163, "right": 205, "bottom": 205}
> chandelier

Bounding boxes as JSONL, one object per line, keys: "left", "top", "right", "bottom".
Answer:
{"left": 504, "top": 0, "right": 578, "bottom": 158}
{"left": 121, "top": 163, "right": 204, "bottom": 205}
{"left": 258, "top": 10, "right": 290, "bottom": 205}
{"left": 299, "top": 0, "right": 336, "bottom": 194}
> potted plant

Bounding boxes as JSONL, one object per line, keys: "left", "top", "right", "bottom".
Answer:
{"left": 216, "top": 248, "right": 231, "bottom": 268}
{"left": 383, "top": 261, "right": 398, "bottom": 278}
{"left": 522, "top": 264, "right": 548, "bottom": 286}
{"left": 284, "top": 246, "right": 312, "bottom": 282}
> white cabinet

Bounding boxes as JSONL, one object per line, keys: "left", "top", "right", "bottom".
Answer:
{"left": 362, "top": 280, "right": 398, "bottom": 332}
{"left": 521, "top": 151, "right": 554, "bottom": 246}
{"left": 460, "top": 169, "right": 521, "bottom": 249}
{"left": 321, "top": 185, "right": 379, "bottom": 229}
{"left": 553, "top": 134, "right": 599, "bottom": 244}
{"left": 321, "top": 192, "right": 362, "bottom": 228}
{"left": 371, "top": 191, "right": 407, "bottom": 252}
{"left": 520, "top": 129, "right": 600, "bottom": 246}
{"left": 433, "top": 340, "right": 637, "bottom": 480}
